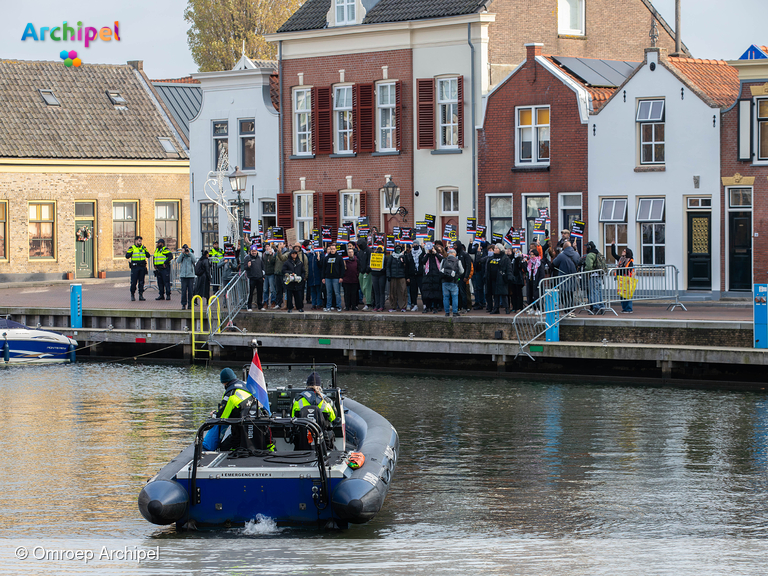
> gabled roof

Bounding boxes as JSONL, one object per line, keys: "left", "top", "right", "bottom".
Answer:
{"left": 738, "top": 45, "right": 768, "bottom": 60}
{"left": 277, "top": 0, "right": 488, "bottom": 33}
{"left": 151, "top": 76, "right": 201, "bottom": 84}
{"left": 151, "top": 82, "right": 203, "bottom": 142}
{"left": 0, "top": 59, "right": 187, "bottom": 160}
{"left": 666, "top": 56, "right": 740, "bottom": 108}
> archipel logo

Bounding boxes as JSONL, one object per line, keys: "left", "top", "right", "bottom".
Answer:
{"left": 21, "top": 21, "right": 120, "bottom": 66}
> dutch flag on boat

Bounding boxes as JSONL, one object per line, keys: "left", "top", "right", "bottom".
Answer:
{"left": 246, "top": 349, "right": 271, "bottom": 414}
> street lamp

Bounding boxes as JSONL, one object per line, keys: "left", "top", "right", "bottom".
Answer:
{"left": 228, "top": 166, "right": 247, "bottom": 248}
{"left": 381, "top": 178, "right": 408, "bottom": 221}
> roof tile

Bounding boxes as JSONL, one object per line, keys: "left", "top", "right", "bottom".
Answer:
{"left": 666, "top": 56, "right": 740, "bottom": 108}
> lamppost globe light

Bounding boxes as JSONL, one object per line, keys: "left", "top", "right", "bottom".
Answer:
{"left": 228, "top": 166, "right": 248, "bottom": 193}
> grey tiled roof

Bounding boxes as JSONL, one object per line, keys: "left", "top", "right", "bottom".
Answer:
{"left": 0, "top": 59, "right": 188, "bottom": 160}
{"left": 152, "top": 83, "right": 203, "bottom": 141}
{"left": 277, "top": 0, "right": 488, "bottom": 33}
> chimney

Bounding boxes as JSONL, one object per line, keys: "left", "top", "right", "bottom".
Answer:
{"left": 674, "top": 0, "right": 681, "bottom": 56}
{"left": 525, "top": 43, "right": 543, "bottom": 61}
{"left": 127, "top": 60, "right": 144, "bottom": 71}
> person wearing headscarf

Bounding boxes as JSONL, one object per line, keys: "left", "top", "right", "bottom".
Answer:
{"left": 611, "top": 242, "right": 634, "bottom": 313}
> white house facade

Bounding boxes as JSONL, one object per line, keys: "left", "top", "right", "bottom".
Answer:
{"left": 188, "top": 56, "right": 280, "bottom": 251}
{"left": 588, "top": 47, "right": 739, "bottom": 296}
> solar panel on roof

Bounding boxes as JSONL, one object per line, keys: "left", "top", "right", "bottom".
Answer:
{"left": 552, "top": 56, "right": 641, "bottom": 88}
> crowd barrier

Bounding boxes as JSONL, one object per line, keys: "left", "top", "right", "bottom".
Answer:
{"left": 513, "top": 264, "right": 686, "bottom": 358}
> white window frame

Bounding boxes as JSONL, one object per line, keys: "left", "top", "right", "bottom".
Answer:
{"left": 522, "top": 194, "right": 550, "bottom": 248}
{"left": 440, "top": 188, "right": 460, "bottom": 215}
{"left": 687, "top": 197, "right": 712, "bottom": 209}
{"left": 340, "top": 190, "right": 361, "bottom": 233}
{"left": 294, "top": 192, "right": 314, "bottom": 243}
{"left": 640, "top": 221, "right": 666, "bottom": 265}
{"left": 335, "top": 0, "right": 355, "bottom": 25}
{"left": 637, "top": 99, "right": 665, "bottom": 165}
{"left": 239, "top": 119, "right": 256, "bottom": 170}
{"left": 293, "top": 88, "right": 312, "bottom": 156}
{"left": 729, "top": 188, "right": 753, "bottom": 209}
{"left": 515, "top": 105, "right": 550, "bottom": 166}
{"left": 437, "top": 78, "right": 459, "bottom": 149}
{"left": 756, "top": 97, "right": 768, "bottom": 163}
{"left": 486, "top": 194, "right": 514, "bottom": 239}
{"left": 334, "top": 85, "right": 354, "bottom": 154}
{"left": 599, "top": 198, "right": 628, "bottom": 223}
{"left": 212, "top": 120, "right": 229, "bottom": 171}
{"left": 558, "top": 0, "right": 585, "bottom": 36}
{"left": 377, "top": 82, "right": 397, "bottom": 152}
{"left": 636, "top": 198, "right": 665, "bottom": 222}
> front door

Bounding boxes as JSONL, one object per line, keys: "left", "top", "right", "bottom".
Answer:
{"left": 562, "top": 208, "right": 582, "bottom": 253}
{"left": 728, "top": 212, "right": 752, "bottom": 291}
{"left": 687, "top": 212, "right": 711, "bottom": 290}
{"left": 75, "top": 221, "right": 94, "bottom": 279}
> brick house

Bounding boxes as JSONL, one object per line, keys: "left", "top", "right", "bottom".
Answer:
{"left": 478, "top": 42, "right": 630, "bottom": 252}
{"left": 589, "top": 48, "right": 739, "bottom": 294}
{"left": 721, "top": 45, "right": 768, "bottom": 291}
{"left": 0, "top": 59, "right": 189, "bottom": 282}
{"left": 268, "top": 0, "right": 682, "bottom": 246}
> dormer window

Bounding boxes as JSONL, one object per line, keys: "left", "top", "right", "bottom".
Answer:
{"left": 107, "top": 91, "right": 126, "bottom": 106}
{"left": 158, "top": 137, "right": 176, "bottom": 153}
{"left": 336, "top": 0, "right": 355, "bottom": 25}
{"left": 39, "top": 89, "right": 60, "bottom": 106}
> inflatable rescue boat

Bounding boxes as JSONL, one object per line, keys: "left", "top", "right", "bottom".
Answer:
{"left": 139, "top": 363, "right": 398, "bottom": 529}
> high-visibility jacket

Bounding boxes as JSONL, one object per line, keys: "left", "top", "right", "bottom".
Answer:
{"left": 126, "top": 244, "right": 150, "bottom": 267}
{"left": 209, "top": 247, "right": 224, "bottom": 265}
{"left": 291, "top": 390, "right": 336, "bottom": 423}
{"left": 153, "top": 247, "right": 172, "bottom": 269}
{"left": 218, "top": 382, "right": 253, "bottom": 419}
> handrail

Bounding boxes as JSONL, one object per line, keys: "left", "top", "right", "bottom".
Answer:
{"left": 191, "top": 295, "right": 210, "bottom": 360}
{"left": 207, "top": 295, "right": 222, "bottom": 335}
{"left": 513, "top": 264, "right": 686, "bottom": 359}
{"left": 207, "top": 270, "right": 249, "bottom": 335}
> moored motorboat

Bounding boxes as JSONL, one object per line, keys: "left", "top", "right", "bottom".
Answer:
{"left": 139, "top": 363, "right": 398, "bottom": 529}
{"left": 0, "top": 319, "right": 77, "bottom": 364}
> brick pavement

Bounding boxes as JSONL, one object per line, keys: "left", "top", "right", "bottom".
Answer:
{"left": 0, "top": 278, "right": 753, "bottom": 321}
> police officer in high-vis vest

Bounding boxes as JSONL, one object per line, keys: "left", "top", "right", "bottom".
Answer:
{"left": 125, "top": 236, "right": 151, "bottom": 301}
{"left": 153, "top": 238, "right": 173, "bottom": 300}
{"left": 202, "top": 367, "right": 260, "bottom": 451}
{"left": 291, "top": 372, "right": 337, "bottom": 423}
{"left": 209, "top": 241, "right": 224, "bottom": 266}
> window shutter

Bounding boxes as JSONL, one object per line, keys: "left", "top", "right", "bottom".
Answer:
{"left": 313, "top": 191, "right": 320, "bottom": 229}
{"left": 395, "top": 80, "right": 403, "bottom": 151}
{"left": 323, "top": 192, "right": 339, "bottom": 240}
{"left": 355, "top": 83, "right": 375, "bottom": 153}
{"left": 313, "top": 87, "right": 333, "bottom": 155}
{"left": 737, "top": 99, "right": 752, "bottom": 161}
{"left": 417, "top": 78, "right": 435, "bottom": 150}
{"left": 276, "top": 194, "right": 293, "bottom": 229}
{"left": 457, "top": 75, "right": 465, "bottom": 148}
{"left": 360, "top": 191, "right": 367, "bottom": 217}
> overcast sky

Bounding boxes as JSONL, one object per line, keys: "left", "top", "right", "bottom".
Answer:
{"left": 2, "top": 0, "right": 766, "bottom": 79}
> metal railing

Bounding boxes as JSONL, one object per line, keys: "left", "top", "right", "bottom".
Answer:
{"left": 513, "top": 264, "right": 686, "bottom": 359}
{"left": 207, "top": 270, "right": 249, "bottom": 335}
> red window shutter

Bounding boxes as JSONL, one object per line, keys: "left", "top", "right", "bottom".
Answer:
{"left": 457, "top": 75, "right": 464, "bottom": 149}
{"left": 323, "top": 192, "right": 339, "bottom": 240}
{"left": 359, "top": 191, "right": 367, "bottom": 217}
{"left": 313, "top": 191, "right": 320, "bottom": 229}
{"left": 355, "top": 83, "right": 375, "bottom": 153}
{"left": 416, "top": 78, "right": 435, "bottom": 150}
{"left": 312, "top": 87, "right": 333, "bottom": 155}
{"left": 395, "top": 80, "right": 403, "bottom": 151}
{"left": 276, "top": 194, "right": 293, "bottom": 229}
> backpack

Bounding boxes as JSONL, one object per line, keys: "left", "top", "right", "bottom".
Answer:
{"left": 441, "top": 257, "right": 460, "bottom": 281}
{"left": 594, "top": 251, "right": 608, "bottom": 272}
{"left": 577, "top": 256, "right": 587, "bottom": 272}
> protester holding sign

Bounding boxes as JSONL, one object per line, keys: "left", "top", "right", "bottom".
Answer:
{"left": 370, "top": 246, "right": 387, "bottom": 312}
{"left": 321, "top": 244, "right": 345, "bottom": 311}
{"left": 420, "top": 242, "right": 443, "bottom": 313}
{"left": 406, "top": 241, "right": 423, "bottom": 312}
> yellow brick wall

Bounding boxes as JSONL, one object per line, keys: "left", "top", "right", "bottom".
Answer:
{"left": 0, "top": 170, "right": 190, "bottom": 278}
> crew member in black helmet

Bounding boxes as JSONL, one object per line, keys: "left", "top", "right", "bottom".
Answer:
{"left": 291, "top": 373, "right": 336, "bottom": 423}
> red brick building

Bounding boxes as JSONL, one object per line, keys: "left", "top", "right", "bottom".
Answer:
{"left": 721, "top": 45, "right": 768, "bottom": 290}
{"left": 478, "top": 43, "right": 627, "bottom": 250}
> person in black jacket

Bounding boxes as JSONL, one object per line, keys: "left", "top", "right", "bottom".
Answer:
{"left": 281, "top": 250, "right": 305, "bottom": 313}
{"left": 420, "top": 243, "right": 443, "bottom": 313}
{"left": 486, "top": 244, "right": 511, "bottom": 314}
{"left": 386, "top": 242, "right": 408, "bottom": 312}
{"left": 509, "top": 248, "right": 526, "bottom": 312}
{"left": 357, "top": 238, "right": 373, "bottom": 310}
{"left": 321, "top": 244, "right": 345, "bottom": 311}
{"left": 406, "top": 242, "right": 423, "bottom": 312}
{"left": 243, "top": 247, "right": 265, "bottom": 311}
{"left": 193, "top": 250, "right": 212, "bottom": 303}
{"left": 453, "top": 241, "right": 472, "bottom": 313}
{"left": 468, "top": 241, "right": 487, "bottom": 310}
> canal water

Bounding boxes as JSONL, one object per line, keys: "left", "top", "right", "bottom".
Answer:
{"left": 0, "top": 363, "right": 767, "bottom": 575}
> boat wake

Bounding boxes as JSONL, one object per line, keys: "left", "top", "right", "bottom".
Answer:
{"left": 242, "top": 514, "right": 280, "bottom": 535}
